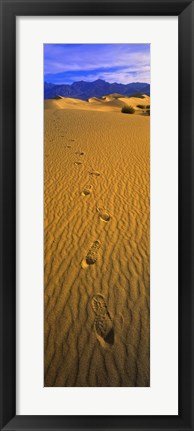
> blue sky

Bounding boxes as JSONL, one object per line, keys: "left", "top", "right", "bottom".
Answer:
{"left": 44, "top": 44, "right": 150, "bottom": 85}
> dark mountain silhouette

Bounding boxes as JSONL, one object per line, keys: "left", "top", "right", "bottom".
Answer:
{"left": 44, "top": 79, "right": 150, "bottom": 100}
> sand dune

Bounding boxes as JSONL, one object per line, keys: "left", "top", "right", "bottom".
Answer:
{"left": 45, "top": 94, "right": 150, "bottom": 113}
{"left": 88, "top": 97, "right": 102, "bottom": 103}
{"left": 119, "top": 95, "right": 150, "bottom": 108}
{"left": 44, "top": 94, "right": 150, "bottom": 387}
{"left": 102, "top": 93, "right": 124, "bottom": 100}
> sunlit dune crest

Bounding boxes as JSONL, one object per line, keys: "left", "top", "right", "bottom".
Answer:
{"left": 45, "top": 94, "right": 150, "bottom": 113}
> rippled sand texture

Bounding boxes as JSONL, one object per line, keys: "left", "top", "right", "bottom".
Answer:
{"left": 44, "top": 95, "right": 150, "bottom": 387}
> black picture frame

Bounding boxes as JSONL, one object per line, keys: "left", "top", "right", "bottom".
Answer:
{"left": 0, "top": 0, "right": 194, "bottom": 430}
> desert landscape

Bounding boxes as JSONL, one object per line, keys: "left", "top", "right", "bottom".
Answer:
{"left": 44, "top": 93, "right": 150, "bottom": 387}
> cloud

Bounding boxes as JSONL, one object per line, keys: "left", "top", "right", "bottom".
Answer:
{"left": 44, "top": 44, "right": 150, "bottom": 84}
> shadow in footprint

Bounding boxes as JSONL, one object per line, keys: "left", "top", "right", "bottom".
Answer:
{"left": 89, "top": 170, "right": 100, "bottom": 177}
{"left": 91, "top": 294, "right": 114, "bottom": 347}
{"left": 74, "top": 161, "right": 82, "bottom": 166}
{"left": 76, "top": 151, "right": 84, "bottom": 156}
{"left": 81, "top": 185, "right": 93, "bottom": 196}
{"left": 97, "top": 207, "right": 111, "bottom": 222}
{"left": 81, "top": 240, "right": 100, "bottom": 268}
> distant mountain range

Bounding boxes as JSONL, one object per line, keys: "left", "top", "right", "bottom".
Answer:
{"left": 44, "top": 79, "right": 150, "bottom": 100}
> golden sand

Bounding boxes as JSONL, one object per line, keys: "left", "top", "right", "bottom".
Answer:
{"left": 44, "top": 95, "right": 150, "bottom": 387}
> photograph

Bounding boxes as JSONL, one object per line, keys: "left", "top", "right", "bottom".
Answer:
{"left": 44, "top": 43, "right": 150, "bottom": 387}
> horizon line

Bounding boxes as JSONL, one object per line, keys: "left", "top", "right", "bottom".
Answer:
{"left": 44, "top": 79, "right": 150, "bottom": 86}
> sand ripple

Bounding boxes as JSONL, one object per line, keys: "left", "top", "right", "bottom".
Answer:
{"left": 44, "top": 105, "right": 150, "bottom": 387}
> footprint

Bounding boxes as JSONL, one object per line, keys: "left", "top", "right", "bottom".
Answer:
{"left": 81, "top": 185, "right": 93, "bottom": 196}
{"left": 89, "top": 170, "right": 100, "bottom": 177}
{"left": 118, "top": 313, "right": 124, "bottom": 329}
{"left": 81, "top": 240, "right": 100, "bottom": 268}
{"left": 74, "top": 161, "right": 82, "bottom": 166}
{"left": 91, "top": 294, "right": 114, "bottom": 347}
{"left": 97, "top": 207, "right": 111, "bottom": 222}
{"left": 66, "top": 145, "right": 71, "bottom": 148}
{"left": 75, "top": 151, "right": 84, "bottom": 156}
{"left": 69, "top": 139, "right": 75, "bottom": 142}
